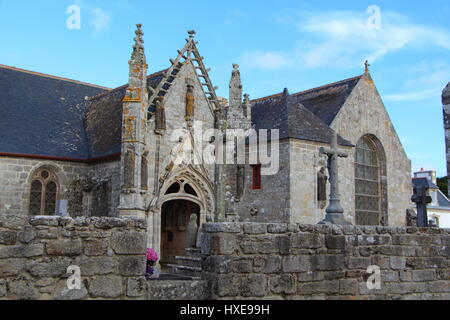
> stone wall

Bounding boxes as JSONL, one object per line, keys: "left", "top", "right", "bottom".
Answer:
{"left": 201, "top": 222, "right": 450, "bottom": 300}
{"left": 0, "top": 156, "right": 120, "bottom": 217}
{"left": 0, "top": 214, "right": 147, "bottom": 300}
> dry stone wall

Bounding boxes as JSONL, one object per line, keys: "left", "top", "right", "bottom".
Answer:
{"left": 201, "top": 222, "right": 450, "bottom": 300}
{"left": 0, "top": 214, "right": 147, "bottom": 300}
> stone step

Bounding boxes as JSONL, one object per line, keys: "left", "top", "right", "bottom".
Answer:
{"left": 185, "top": 247, "right": 202, "bottom": 258}
{"left": 167, "top": 264, "right": 202, "bottom": 278}
{"left": 146, "top": 280, "right": 210, "bottom": 300}
{"left": 175, "top": 256, "right": 202, "bottom": 268}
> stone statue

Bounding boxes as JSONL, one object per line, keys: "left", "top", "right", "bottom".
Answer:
{"left": 317, "top": 167, "right": 328, "bottom": 209}
{"left": 186, "top": 213, "right": 199, "bottom": 248}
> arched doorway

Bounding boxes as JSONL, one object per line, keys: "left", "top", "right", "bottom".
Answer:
{"left": 160, "top": 199, "right": 200, "bottom": 265}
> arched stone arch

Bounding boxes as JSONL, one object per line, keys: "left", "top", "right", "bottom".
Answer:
{"left": 26, "top": 163, "right": 67, "bottom": 215}
{"left": 354, "top": 134, "right": 388, "bottom": 226}
{"left": 147, "top": 165, "right": 215, "bottom": 257}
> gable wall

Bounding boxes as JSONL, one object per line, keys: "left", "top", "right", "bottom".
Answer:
{"left": 145, "top": 62, "right": 215, "bottom": 208}
{"left": 330, "top": 77, "right": 412, "bottom": 227}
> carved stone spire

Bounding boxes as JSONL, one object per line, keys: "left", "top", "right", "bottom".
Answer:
{"left": 229, "top": 64, "right": 243, "bottom": 109}
{"left": 131, "top": 24, "right": 146, "bottom": 64}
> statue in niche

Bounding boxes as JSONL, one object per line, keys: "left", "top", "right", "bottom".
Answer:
{"left": 141, "top": 152, "right": 149, "bottom": 190}
{"left": 317, "top": 167, "right": 328, "bottom": 209}
{"left": 186, "top": 213, "right": 199, "bottom": 248}
{"left": 154, "top": 97, "right": 166, "bottom": 131}
{"left": 123, "top": 148, "right": 135, "bottom": 188}
{"left": 185, "top": 80, "right": 195, "bottom": 124}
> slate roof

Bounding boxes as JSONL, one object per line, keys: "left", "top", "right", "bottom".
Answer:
{"left": 0, "top": 64, "right": 108, "bottom": 159}
{"left": 0, "top": 65, "right": 166, "bottom": 160}
{"left": 412, "top": 178, "right": 439, "bottom": 190}
{"left": 252, "top": 75, "right": 362, "bottom": 127}
{"left": 250, "top": 75, "right": 361, "bottom": 147}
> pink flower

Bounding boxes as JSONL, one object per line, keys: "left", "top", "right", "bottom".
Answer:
{"left": 146, "top": 248, "right": 158, "bottom": 262}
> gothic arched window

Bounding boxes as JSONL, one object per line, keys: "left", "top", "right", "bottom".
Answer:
{"left": 355, "top": 135, "right": 387, "bottom": 226}
{"left": 29, "top": 168, "right": 59, "bottom": 215}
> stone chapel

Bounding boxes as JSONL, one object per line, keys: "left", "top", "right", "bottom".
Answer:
{"left": 0, "top": 25, "right": 412, "bottom": 264}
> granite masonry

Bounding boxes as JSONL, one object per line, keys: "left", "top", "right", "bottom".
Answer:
{"left": 200, "top": 222, "right": 450, "bottom": 300}
{"left": 0, "top": 214, "right": 147, "bottom": 300}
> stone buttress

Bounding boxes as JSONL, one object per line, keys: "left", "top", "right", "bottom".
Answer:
{"left": 119, "top": 24, "right": 149, "bottom": 218}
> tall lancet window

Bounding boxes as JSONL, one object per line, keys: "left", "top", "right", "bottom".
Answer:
{"left": 29, "top": 168, "right": 59, "bottom": 215}
{"left": 355, "top": 135, "right": 387, "bottom": 226}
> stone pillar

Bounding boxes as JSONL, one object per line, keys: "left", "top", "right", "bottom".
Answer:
{"left": 443, "top": 83, "right": 450, "bottom": 197}
{"left": 119, "top": 24, "right": 149, "bottom": 219}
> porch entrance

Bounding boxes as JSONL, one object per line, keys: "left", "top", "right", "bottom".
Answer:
{"left": 160, "top": 199, "right": 200, "bottom": 265}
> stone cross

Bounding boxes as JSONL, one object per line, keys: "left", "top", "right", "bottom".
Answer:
{"left": 411, "top": 186, "right": 432, "bottom": 227}
{"left": 319, "top": 132, "right": 352, "bottom": 225}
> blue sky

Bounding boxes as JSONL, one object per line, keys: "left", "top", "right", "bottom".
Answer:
{"left": 0, "top": 0, "right": 449, "bottom": 176}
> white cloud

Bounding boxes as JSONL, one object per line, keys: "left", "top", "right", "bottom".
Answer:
{"left": 74, "top": 0, "right": 111, "bottom": 36}
{"left": 241, "top": 10, "right": 450, "bottom": 70}
{"left": 384, "top": 89, "right": 441, "bottom": 102}
{"left": 241, "top": 51, "right": 292, "bottom": 70}
{"left": 89, "top": 7, "right": 111, "bottom": 35}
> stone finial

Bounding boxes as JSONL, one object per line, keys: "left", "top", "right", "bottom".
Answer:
{"left": 443, "top": 82, "right": 450, "bottom": 105}
{"left": 283, "top": 88, "right": 290, "bottom": 96}
{"left": 229, "top": 64, "right": 243, "bottom": 109}
{"left": 188, "top": 30, "right": 196, "bottom": 39}
{"left": 364, "top": 60, "right": 370, "bottom": 75}
{"left": 130, "top": 24, "right": 146, "bottom": 64}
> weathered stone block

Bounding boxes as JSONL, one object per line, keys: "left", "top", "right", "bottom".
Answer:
{"left": 230, "top": 258, "right": 253, "bottom": 273}
{"left": 203, "top": 256, "right": 231, "bottom": 274}
{"left": 390, "top": 257, "right": 406, "bottom": 270}
{"left": 8, "top": 279, "right": 40, "bottom": 300}
{"left": 0, "top": 258, "right": 25, "bottom": 277}
{"left": 268, "top": 274, "right": 296, "bottom": 295}
{"left": 297, "top": 272, "right": 324, "bottom": 282}
{"left": 276, "top": 235, "right": 291, "bottom": 255}
{"left": 203, "top": 223, "right": 242, "bottom": 234}
{"left": 215, "top": 274, "right": 241, "bottom": 297}
{"left": 310, "top": 255, "right": 344, "bottom": 271}
{"left": 347, "top": 257, "right": 371, "bottom": 270}
{"left": 325, "top": 235, "right": 346, "bottom": 249}
{"left": 84, "top": 239, "right": 108, "bottom": 256}
{"left": 241, "top": 274, "right": 267, "bottom": 297}
{"left": 78, "top": 256, "right": 118, "bottom": 276}
{"left": 29, "top": 217, "right": 59, "bottom": 226}
{"left": 282, "top": 255, "right": 310, "bottom": 273}
{"left": 261, "top": 256, "right": 282, "bottom": 274}
{"left": 89, "top": 275, "right": 124, "bottom": 298}
{"left": 92, "top": 218, "right": 127, "bottom": 229}
{"left": 111, "top": 232, "right": 146, "bottom": 255}
{"left": 0, "top": 244, "right": 44, "bottom": 258}
{"left": 46, "top": 239, "right": 82, "bottom": 256}
{"left": 292, "top": 233, "right": 324, "bottom": 249}
{"left": 53, "top": 280, "right": 88, "bottom": 300}
{"left": 0, "top": 230, "right": 17, "bottom": 245}
{"left": 243, "top": 223, "right": 267, "bottom": 235}
{"left": 339, "top": 279, "right": 359, "bottom": 295}
{"left": 0, "top": 280, "right": 6, "bottom": 297}
{"left": 127, "top": 277, "right": 147, "bottom": 297}
{"left": 299, "top": 280, "right": 339, "bottom": 295}
{"left": 26, "top": 258, "right": 72, "bottom": 277}
{"left": 18, "top": 229, "right": 35, "bottom": 244}
{"left": 267, "top": 224, "right": 288, "bottom": 234}
{"left": 118, "top": 256, "right": 146, "bottom": 276}
{"left": 210, "top": 234, "right": 236, "bottom": 255}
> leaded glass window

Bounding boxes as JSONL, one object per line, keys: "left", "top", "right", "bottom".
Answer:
{"left": 355, "top": 137, "right": 381, "bottom": 225}
{"left": 29, "top": 168, "right": 59, "bottom": 215}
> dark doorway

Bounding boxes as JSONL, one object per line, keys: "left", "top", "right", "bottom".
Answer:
{"left": 160, "top": 200, "right": 200, "bottom": 265}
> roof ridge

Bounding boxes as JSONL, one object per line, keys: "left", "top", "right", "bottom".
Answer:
{"left": 0, "top": 64, "right": 111, "bottom": 90}
{"left": 86, "top": 68, "right": 168, "bottom": 101}
{"left": 251, "top": 74, "right": 363, "bottom": 104}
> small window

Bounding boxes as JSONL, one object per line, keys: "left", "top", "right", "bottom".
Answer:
{"left": 29, "top": 168, "right": 59, "bottom": 215}
{"left": 252, "top": 165, "right": 262, "bottom": 190}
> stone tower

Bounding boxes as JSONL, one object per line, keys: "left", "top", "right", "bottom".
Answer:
{"left": 119, "top": 24, "right": 149, "bottom": 218}
{"left": 443, "top": 82, "right": 450, "bottom": 197}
